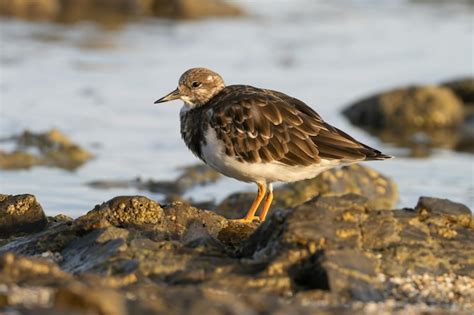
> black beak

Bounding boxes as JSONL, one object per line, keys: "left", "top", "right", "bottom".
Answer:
{"left": 154, "top": 88, "right": 180, "bottom": 104}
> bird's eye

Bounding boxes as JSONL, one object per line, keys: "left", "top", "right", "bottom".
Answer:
{"left": 191, "top": 81, "right": 201, "bottom": 88}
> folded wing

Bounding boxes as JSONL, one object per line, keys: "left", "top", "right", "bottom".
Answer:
{"left": 208, "top": 85, "right": 390, "bottom": 166}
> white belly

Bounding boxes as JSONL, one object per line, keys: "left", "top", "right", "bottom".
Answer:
{"left": 200, "top": 127, "right": 343, "bottom": 184}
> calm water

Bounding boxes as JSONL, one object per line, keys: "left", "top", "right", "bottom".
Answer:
{"left": 0, "top": 0, "right": 472, "bottom": 216}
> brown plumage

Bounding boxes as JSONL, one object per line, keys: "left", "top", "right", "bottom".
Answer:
{"left": 206, "top": 85, "right": 390, "bottom": 165}
{"left": 155, "top": 67, "right": 391, "bottom": 223}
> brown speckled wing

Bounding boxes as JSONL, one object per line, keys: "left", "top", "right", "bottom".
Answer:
{"left": 208, "top": 85, "right": 389, "bottom": 166}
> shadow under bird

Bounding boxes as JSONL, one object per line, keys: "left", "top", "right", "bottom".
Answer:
{"left": 154, "top": 68, "right": 391, "bottom": 222}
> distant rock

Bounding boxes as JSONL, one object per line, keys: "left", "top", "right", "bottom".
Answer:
{"left": 343, "top": 85, "right": 463, "bottom": 130}
{"left": 442, "top": 77, "right": 474, "bottom": 105}
{"left": 0, "top": 129, "right": 92, "bottom": 170}
{"left": 153, "top": 0, "right": 243, "bottom": 20}
{"left": 0, "top": 193, "right": 472, "bottom": 314}
{"left": 343, "top": 84, "right": 473, "bottom": 156}
{"left": 87, "top": 163, "right": 221, "bottom": 195}
{"left": 0, "top": 0, "right": 244, "bottom": 28}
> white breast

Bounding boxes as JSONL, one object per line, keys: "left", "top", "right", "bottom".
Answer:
{"left": 201, "top": 127, "right": 343, "bottom": 184}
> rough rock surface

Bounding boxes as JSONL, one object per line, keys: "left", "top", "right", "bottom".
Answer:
{"left": 216, "top": 164, "right": 398, "bottom": 219}
{"left": 0, "top": 129, "right": 92, "bottom": 170}
{"left": 0, "top": 194, "right": 47, "bottom": 238}
{"left": 0, "top": 193, "right": 472, "bottom": 314}
{"left": 0, "top": 0, "right": 243, "bottom": 27}
{"left": 342, "top": 84, "right": 473, "bottom": 155}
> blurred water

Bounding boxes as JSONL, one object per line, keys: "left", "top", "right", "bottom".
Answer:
{"left": 0, "top": 0, "right": 473, "bottom": 216}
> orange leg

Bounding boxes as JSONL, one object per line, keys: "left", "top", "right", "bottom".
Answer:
{"left": 234, "top": 183, "right": 267, "bottom": 222}
{"left": 259, "top": 184, "right": 273, "bottom": 221}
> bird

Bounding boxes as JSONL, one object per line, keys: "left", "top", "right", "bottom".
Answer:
{"left": 154, "top": 68, "right": 391, "bottom": 222}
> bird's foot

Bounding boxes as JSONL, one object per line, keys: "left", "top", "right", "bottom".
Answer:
{"left": 231, "top": 216, "right": 261, "bottom": 223}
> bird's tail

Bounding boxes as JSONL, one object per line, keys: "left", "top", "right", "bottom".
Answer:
{"left": 364, "top": 150, "right": 393, "bottom": 161}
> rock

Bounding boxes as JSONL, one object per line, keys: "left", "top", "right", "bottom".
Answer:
{"left": 0, "top": 129, "right": 92, "bottom": 170}
{"left": 152, "top": 0, "right": 243, "bottom": 19}
{"left": 0, "top": 194, "right": 48, "bottom": 238}
{"left": 415, "top": 196, "right": 472, "bottom": 228}
{"left": 441, "top": 77, "right": 474, "bottom": 153}
{"left": 364, "top": 128, "right": 463, "bottom": 158}
{"left": 244, "top": 194, "right": 474, "bottom": 298}
{"left": 87, "top": 163, "right": 221, "bottom": 195}
{"left": 173, "top": 164, "right": 221, "bottom": 191}
{"left": 216, "top": 165, "right": 398, "bottom": 219}
{"left": 342, "top": 85, "right": 468, "bottom": 155}
{"left": 0, "top": 193, "right": 472, "bottom": 314}
{"left": 442, "top": 77, "right": 474, "bottom": 105}
{"left": 55, "top": 282, "right": 127, "bottom": 315}
{"left": 343, "top": 85, "right": 463, "bottom": 130}
{"left": 0, "top": 0, "right": 60, "bottom": 21}
{"left": 0, "top": 252, "right": 71, "bottom": 285}
{"left": 0, "top": 0, "right": 244, "bottom": 27}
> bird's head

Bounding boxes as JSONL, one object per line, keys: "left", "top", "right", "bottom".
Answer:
{"left": 154, "top": 68, "right": 225, "bottom": 108}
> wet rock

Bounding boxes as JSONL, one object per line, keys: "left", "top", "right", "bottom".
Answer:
{"left": 0, "top": 129, "right": 92, "bottom": 170}
{"left": 87, "top": 163, "right": 221, "bottom": 195}
{"left": 0, "top": 194, "right": 48, "bottom": 238}
{"left": 216, "top": 165, "right": 398, "bottom": 219}
{"left": 343, "top": 85, "right": 463, "bottom": 130}
{"left": 0, "top": 0, "right": 244, "bottom": 28}
{"left": 342, "top": 85, "right": 469, "bottom": 156}
{"left": 0, "top": 193, "right": 472, "bottom": 314}
{"left": 153, "top": 0, "right": 243, "bottom": 19}
{"left": 442, "top": 77, "right": 474, "bottom": 105}
{"left": 0, "top": 0, "right": 60, "bottom": 21}
{"left": 365, "top": 128, "right": 463, "bottom": 157}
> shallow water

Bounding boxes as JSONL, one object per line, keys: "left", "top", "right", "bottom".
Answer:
{"left": 0, "top": 0, "right": 473, "bottom": 216}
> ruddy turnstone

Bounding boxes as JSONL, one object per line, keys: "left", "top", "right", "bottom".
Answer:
{"left": 154, "top": 68, "right": 391, "bottom": 222}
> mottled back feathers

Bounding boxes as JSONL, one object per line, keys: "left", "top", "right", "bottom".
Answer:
{"left": 180, "top": 85, "right": 390, "bottom": 166}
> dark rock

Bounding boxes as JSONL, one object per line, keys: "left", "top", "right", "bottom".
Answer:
{"left": 343, "top": 85, "right": 463, "bottom": 130}
{"left": 0, "top": 194, "right": 48, "bottom": 238}
{"left": 442, "top": 77, "right": 474, "bottom": 105}
{"left": 456, "top": 108, "right": 474, "bottom": 153}
{"left": 87, "top": 163, "right": 221, "bottom": 196}
{"left": 0, "top": 193, "right": 473, "bottom": 314}
{"left": 152, "top": 0, "right": 243, "bottom": 20}
{"left": 0, "top": 0, "right": 60, "bottom": 21}
{"left": 0, "top": 0, "right": 244, "bottom": 28}
{"left": 342, "top": 85, "right": 469, "bottom": 156}
{"left": 216, "top": 165, "right": 398, "bottom": 219}
{"left": 242, "top": 194, "right": 474, "bottom": 302}
{"left": 0, "top": 129, "right": 92, "bottom": 170}
{"left": 363, "top": 128, "right": 463, "bottom": 157}
{"left": 415, "top": 196, "right": 472, "bottom": 227}
{"left": 173, "top": 164, "right": 221, "bottom": 191}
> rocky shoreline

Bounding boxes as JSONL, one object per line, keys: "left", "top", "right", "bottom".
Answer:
{"left": 1, "top": 181, "right": 472, "bottom": 314}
